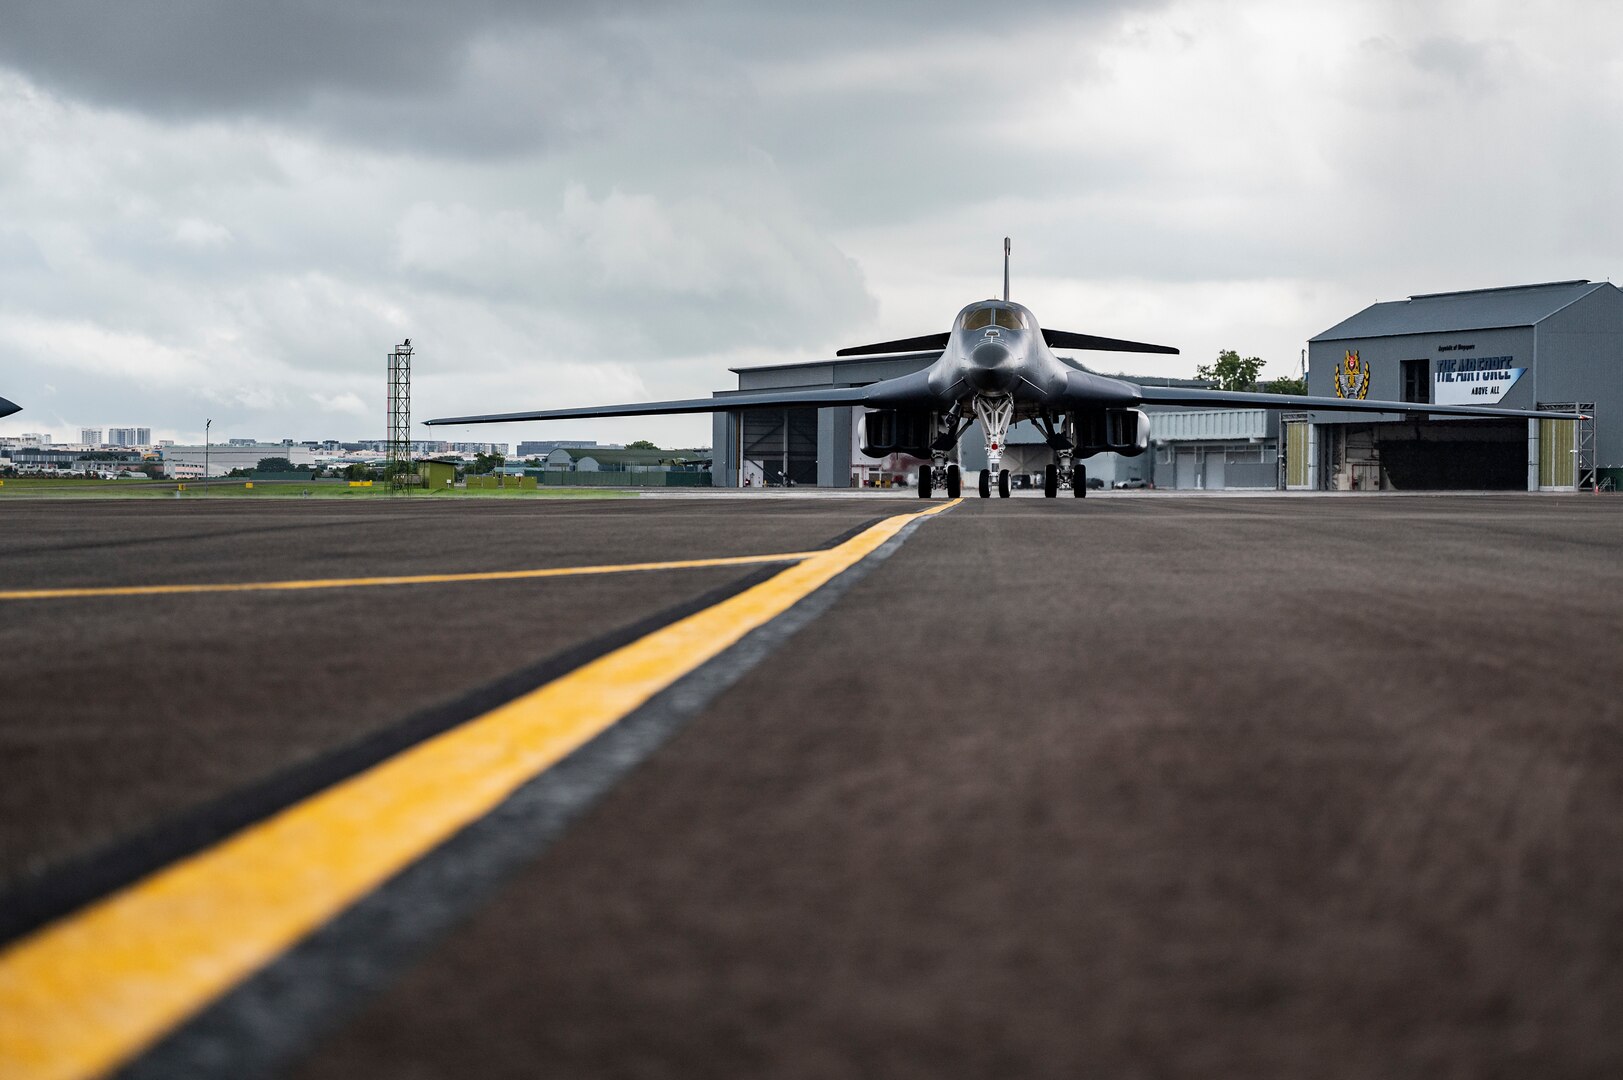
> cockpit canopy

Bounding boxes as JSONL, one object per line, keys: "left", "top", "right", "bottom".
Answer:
{"left": 961, "top": 305, "right": 1028, "bottom": 331}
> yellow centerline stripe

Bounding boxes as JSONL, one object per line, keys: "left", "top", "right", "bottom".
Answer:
{"left": 0, "top": 552, "right": 824, "bottom": 602}
{"left": 0, "top": 499, "right": 958, "bottom": 1080}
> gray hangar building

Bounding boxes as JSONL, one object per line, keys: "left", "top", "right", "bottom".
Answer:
{"left": 1295, "top": 279, "right": 1620, "bottom": 491}
{"left": 708, "top": 355, "right": 1202, "bottom": 489}
{"left": 709, "top": 279, "right": 1621, "bottom": 491}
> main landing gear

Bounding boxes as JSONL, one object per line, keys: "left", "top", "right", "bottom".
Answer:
{"left": 1033, "top": 413, "right": 1086, "bottom": 498}
{"left": 917, "top": 408, "right": 972, "bottom": 499}
{"left": 917, "top": 463, "right": 962, "bottom": 499}
{"left": 1044, "top": 462, "right": 1086, "bottom": 498}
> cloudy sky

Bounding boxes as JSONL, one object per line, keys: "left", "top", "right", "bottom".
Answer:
{"left": 1, "top": 0, "right": 1618, "bottom": 449}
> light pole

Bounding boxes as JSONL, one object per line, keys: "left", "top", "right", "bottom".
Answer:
{"left": 204, "top": 418, "right": 211, "bottom": 496}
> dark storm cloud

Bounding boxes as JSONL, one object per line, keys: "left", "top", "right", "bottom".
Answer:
{"left": 0, "top": 0, "right": 1161, "bottom": 155}
{"left": 0, "top": 1, "right": 592, "bottom": 113}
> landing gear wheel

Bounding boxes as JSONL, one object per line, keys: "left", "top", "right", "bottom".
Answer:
{"left": 946, "top": 464, "right": 962, "bottom": 499}
{"left": 918, "top": 466, "right": 932, "bottom": 499}
{"left": 978, "top": 470, "right": 991, "bottom": 498}
{"left": 998, "top": 469, "right": 1010, "bottom": 498}
{"left": 1043, "top": 463, "right": 1058, "bottom": 498}
{"left": 1074, "top": 463, "right": 1087, "bottom": 498}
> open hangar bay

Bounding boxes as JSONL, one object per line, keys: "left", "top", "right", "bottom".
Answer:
{"left": 2, "top": 492, "right": 1621, "bottom": 1080}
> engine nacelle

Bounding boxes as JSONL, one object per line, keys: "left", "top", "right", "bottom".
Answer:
{"left": 859, "top": 408, "right": 934, "bottom": 459}
{"left": 1073, "top": 408, "right": 1150, "bottom": 458}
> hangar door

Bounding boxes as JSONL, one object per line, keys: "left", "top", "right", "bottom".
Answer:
{"left": 739, "top": 407, "right": 819, "bottom": 486}
{"left": 1374, "top": 420, "right": 1524, "bottom": 490}
{"left": 1538, "top": 417, "right": 1575, "bottom": 488}
{"left": 1284, "top": 422, "right": 1312, "bottom": 488}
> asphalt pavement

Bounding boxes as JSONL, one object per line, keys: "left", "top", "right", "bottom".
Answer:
{"left": 4, "top": 493, "right": 1622, "bottom": 1079}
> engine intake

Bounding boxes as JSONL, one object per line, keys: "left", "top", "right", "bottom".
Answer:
{"left": 1073, "top": 408, "right": 1150, "bottom": 458}
{"left": 860, "top": 408, "right": 934, "bottom": 459}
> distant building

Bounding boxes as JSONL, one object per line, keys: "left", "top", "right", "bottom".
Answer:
{"left": 533, "top": 447, "right": 709, "bottom": 473}
{"left": 227, "top": 438, "right": 259, "bottom": 446}
{"left": 106, "top": 427, "right": 152, "bottom": 446}
{"left": 12, "top": 449, "right": 82, "bottom": 472}
{"left": 351, "top": 439, "right": 457, "bottom": 455}
{"left": 161, "top": 443, "right": 315, "bottom": 478}
{"left": 517, "top": 439, "right": 603, "bottom": 457}
{"left": 9, "top": 449, "right": 145, "bottom": 476}
{"left": 80, "top": 428, "right": 103, "bottom": 447}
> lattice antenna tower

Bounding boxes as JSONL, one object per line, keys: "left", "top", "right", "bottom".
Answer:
{"left": 386, "top": 339, "right": 413, "bottom": 491}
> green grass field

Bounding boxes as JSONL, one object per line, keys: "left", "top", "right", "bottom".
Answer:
{"left": 0, "top": 477, "right": 636, "bottom": 500}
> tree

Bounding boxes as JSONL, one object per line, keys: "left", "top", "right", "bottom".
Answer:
{"left": 1261, "top": 375, "right": 1307, "bottom": 395}
{"left": 470, "top": 451, "right": 505, "bottom": 475}
{"left": 625, "top": 439, "right": 660, "bottom": 450}
{"left": 1195, "top": 350, "right": 1266, "bottom": 391}
{"left": 256, "top": 456, "right": 295, "bottom": 472}
{"left": 343, "top": 463, "right": 374, "bottom": 481}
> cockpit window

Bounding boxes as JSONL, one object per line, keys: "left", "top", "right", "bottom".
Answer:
{"left": 961, "top": 306, "right": 1027, "bottom": 331}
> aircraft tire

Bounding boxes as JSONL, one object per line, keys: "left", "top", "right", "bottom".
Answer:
{"left": 978, "top": 470, "right": 991, "bottom": 498}
{"left": 946, "top": 464, "right": 962, "bottom": 499}
{"left": 1074, "top": 463, "right": 1087, "bottom": 498}
{"left": 1043, "top": 463, "right": 1058, "bottom": 498}
{"left": 998, "top": 469, "right": 1011, "bottom": 498}
{"left": 918, "top": 466, "right": 932, "bottom": 498}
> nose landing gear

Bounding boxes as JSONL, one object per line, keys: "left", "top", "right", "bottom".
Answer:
{"left": 976, "top": 468, "right": 1010, "bottom": 498}
{"left": 971, "top": 394, "right": 1014, "bottom": 499}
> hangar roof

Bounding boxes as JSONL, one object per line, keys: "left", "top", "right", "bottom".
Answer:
{"left": 1311, "top": 279, "right": 1610, "bottom": 341}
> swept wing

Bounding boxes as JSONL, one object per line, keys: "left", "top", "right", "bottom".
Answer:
{"left": 425, "top": 369, "right": 938, "bottom": 427}
{"left": 1132, "top": 384, "right": 1588, "bottom": 421}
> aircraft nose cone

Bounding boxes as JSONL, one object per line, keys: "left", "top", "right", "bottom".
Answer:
{"left": 0, "top": 396, "right": 19, "bottom": 419}
{"left": 971, "top": 339, "right": 1011, "bottom": 367}
{"left": 968, "top": 338, "right": 1018, "bottom": 393}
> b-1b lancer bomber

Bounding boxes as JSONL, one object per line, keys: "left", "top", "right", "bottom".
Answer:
{"left": 0, "top": 395, "right": 20, "bottom": 420}
{"left": 429, "top": 242, "right": 1587, "bottom": 498}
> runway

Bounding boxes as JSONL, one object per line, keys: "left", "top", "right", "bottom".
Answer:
{"left": 3, "top": 493, "right": 1622, "bottom": 1078}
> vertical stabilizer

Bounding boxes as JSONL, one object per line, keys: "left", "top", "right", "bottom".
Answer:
{"left": 1003, "top": 237, "right": 1011, "bottom": 302}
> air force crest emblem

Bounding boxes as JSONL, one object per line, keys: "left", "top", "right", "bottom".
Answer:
{"left": 1334, "top": 350, "right": 1370, "bottom": 400}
